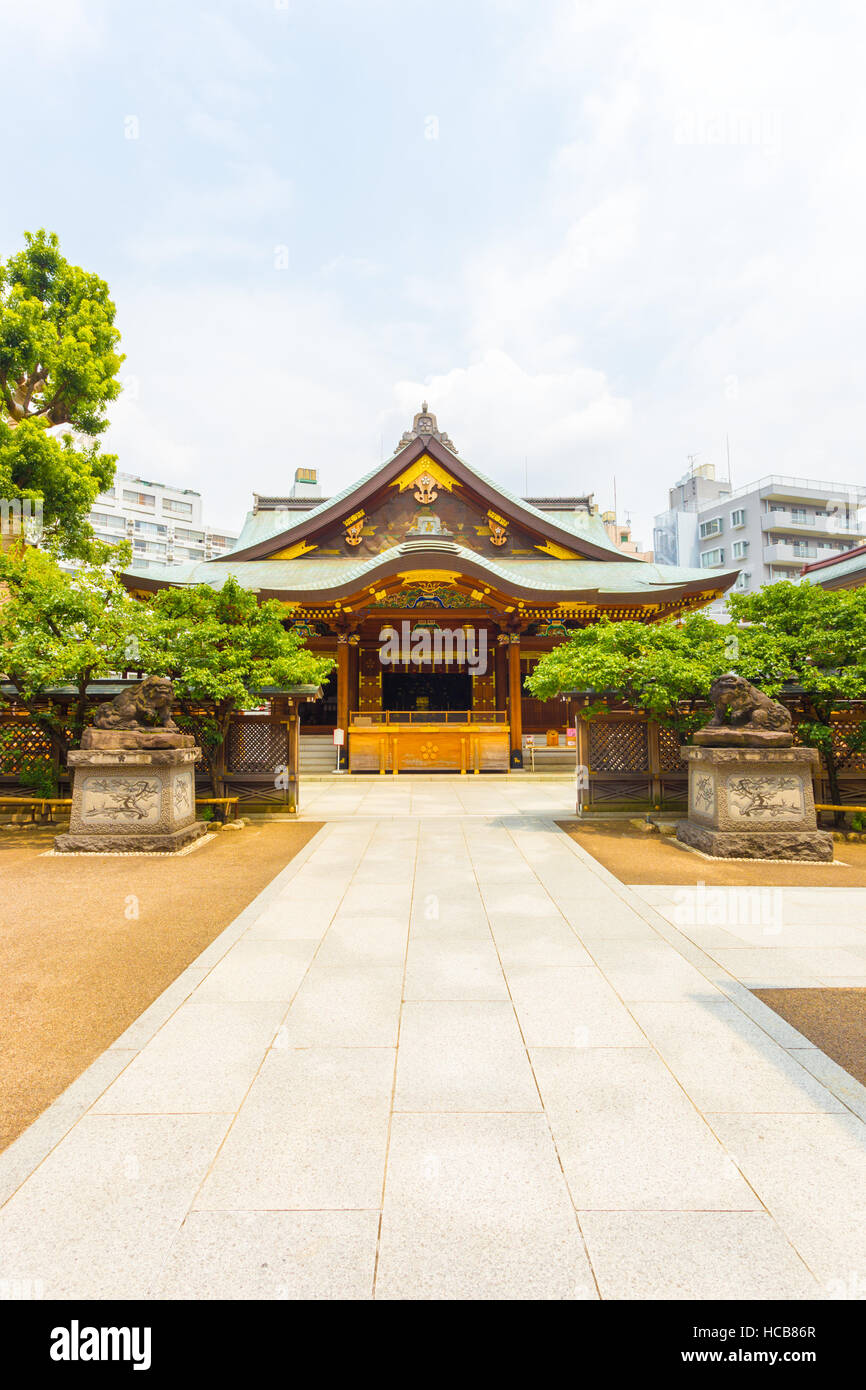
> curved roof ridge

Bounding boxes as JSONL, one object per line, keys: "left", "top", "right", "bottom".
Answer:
{"left": 216, "top": 437, "right": 629, "bottom": 563}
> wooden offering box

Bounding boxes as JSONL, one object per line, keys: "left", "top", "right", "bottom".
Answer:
{"left": 348, "top": 712, "right": 510, "bottom": 774}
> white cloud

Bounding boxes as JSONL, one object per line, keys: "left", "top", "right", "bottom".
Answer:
{"left": 85, "top": 0, "right": 866, "bottom": 553}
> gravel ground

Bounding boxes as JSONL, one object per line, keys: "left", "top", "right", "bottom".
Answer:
{"left": 559, "top": 822, "right": 866, "bottom": 887}
{"left": 0, "top": 820, "right": 321, "bottom": 1152}
{"left": 754, "top": 989, "right": 866, "bottom": 1087}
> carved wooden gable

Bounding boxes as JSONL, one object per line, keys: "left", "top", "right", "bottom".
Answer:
{"left": 268, "top": 454, "right": 582, "bottom": 561}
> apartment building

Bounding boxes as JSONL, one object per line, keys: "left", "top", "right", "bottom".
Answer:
{"left": 654, "top": 464, "right": 865, "bottom": 611}
{"left": 89, "top": 473, "right": 238, "bottom": 569}
{"left": 694, "top": 476, "right": 865, "bottom": 597}
{"left": 600, "top": 510, "right": 653, "bottom": 561}
{"left": 653, "top": 463, "right": 732, "bottom": 569}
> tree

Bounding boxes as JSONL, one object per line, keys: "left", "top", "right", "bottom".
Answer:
{"left": 0, "top": 229, "right": 124, "bottom": 555}
{"left": 526, "top": 613, "right": 733, "bottom": 737}
{"left": 140, "top": 577, "right": 334, "bottom": 795}
{"left": 527, "top": 583, "right": 866, "bottom": 815}
{"left": 0, "top": 542, "right": 145, "bottom": 785}
{"left": 728, "top": 582, "right": 866, "bottom": 810}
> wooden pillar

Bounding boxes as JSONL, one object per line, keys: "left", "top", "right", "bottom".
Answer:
{"left": 508, "top": 636, "right": 523, "bottom": 767}
{"left": 494, "top": 638, "right": 507, "bottom": 712}
{"left": 576, "top": 717, "right": 590, "bottom": 813}
{"left": 336, "top": 636, "right": 349, "bottom": 770}
{"left": 285, "top": 699, "right": 300, "bottom": 814}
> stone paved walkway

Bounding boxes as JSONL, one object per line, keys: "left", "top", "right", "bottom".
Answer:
{"left": 2, "top": 781, "right": 866, "bottom": 1300}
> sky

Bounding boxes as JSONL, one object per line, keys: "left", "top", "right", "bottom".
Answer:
{"left": 2, "top": 0, "right": 865, "bottom": 545}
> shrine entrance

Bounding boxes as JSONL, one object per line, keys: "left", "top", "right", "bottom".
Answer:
{"left": 382, "top": 669, "right": 472, "bottom": 713}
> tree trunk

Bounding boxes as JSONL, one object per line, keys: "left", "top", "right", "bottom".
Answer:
{"left": 71, "top": 670, "right": 93, "bottom": 749}
{"left": 215, "top": 703, "right": 234, "bottom": 801}
{"left": 824, "top": 751, "right": 843, "bottom": 826}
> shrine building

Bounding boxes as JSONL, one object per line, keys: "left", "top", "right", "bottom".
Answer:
{"left": 121, "top": 405, "right": 738, "bottom": 773}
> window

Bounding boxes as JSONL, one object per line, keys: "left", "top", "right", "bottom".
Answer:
{"left": 791, "top": 507, "right": 807, "bottom": 523}
{"left": 701, "top": 548, "right": 725, "bottom": 567}
{"left": 208, "top": 534, "right": 233, "bottom": 547}
{"left": 134, "top": 520, "right": 167, "bottom": 536}
{"left": 90, "top": 511, "right": 126, "bottom": 530}
{"left": 123, "top": 489, "right": 155, "bottom": 508}
{"left": 731, "top": 508, "right": 746, "bottom": 528}
{"left": 699, "top": 518, "right": 723, "bottom": 539}
{"left": 162, "top": 498, "right": 193, "bottom": 516}
{"left": 734, "top": 572, "right": 750, "bottom": 591}
{"left": 732, "top": 540, "right": 749, "bottom": 559}
{"left": 173, "top": 528, "right": 205, "bottom": 542}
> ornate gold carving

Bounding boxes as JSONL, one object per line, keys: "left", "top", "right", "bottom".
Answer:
{"left": 391, "top": 455, "right": 457, "bottom": 494}
{"left": 413, "top": 471, "right": 439, "bottom": 504}
{"left": 343, "top": 508, "right": 366, "bottom": 547}
{"left": 486, "top": 509, "right": 508, "bottom": 547}
{"left": 397, "top": 569, "right": 460, "bottom": 584}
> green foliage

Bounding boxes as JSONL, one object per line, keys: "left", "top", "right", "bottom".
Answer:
{"left": 526, "top": 613, "right": 732, "bottom": 736}
{"left": 139, "top": 576, "right": 334, "bottom": 795}
{"left": 142, "top": 577, "right": 334, "bottom": 716}
{"left": 0, "top": 229, "right": 124, "bottom": 555}
{"left": 851, "top": 812, "right": 866, "bottom": 833}
{"left": 527, "top": 582, "right": 866, "bottom": 808}
{"left": 0, "top": 543, "right": 147, "bottom": 754}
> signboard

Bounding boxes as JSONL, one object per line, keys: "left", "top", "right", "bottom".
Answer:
{"left": 333, "top": 728, "right": 345, "bottom": 746}
{"left": 566, "top": 726, "right": 577, "bottom": 748}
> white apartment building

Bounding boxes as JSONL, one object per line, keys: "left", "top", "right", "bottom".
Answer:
{"left": 654, "top": 465, "right": 865, "bottom": 613}
{"left": 89, "top": 472, "right": 238, "bottom": 569}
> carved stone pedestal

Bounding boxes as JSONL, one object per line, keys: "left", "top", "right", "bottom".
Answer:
{"left": 54, "top": 744, "right": 206, "bottom": 853}
{"left": 677, "top": 746, "right": 833, "bottom": 861}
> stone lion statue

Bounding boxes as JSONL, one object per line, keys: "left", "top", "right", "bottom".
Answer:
{"left": 92, "top": 675, "right": 179, "bottom": 732}
{"left": 705, "top": 672, "right": 792, "bottom": 732}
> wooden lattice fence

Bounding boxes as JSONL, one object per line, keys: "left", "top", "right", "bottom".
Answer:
{"left": 578, "top": 710, "right": 866, "bottom": 810}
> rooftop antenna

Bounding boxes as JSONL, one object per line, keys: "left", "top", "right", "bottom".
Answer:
{"left": 687, "top": 452, "right": 700, "bottom": 477}
{"left": 726, "top": 434, "right": 732, "bottom": 487}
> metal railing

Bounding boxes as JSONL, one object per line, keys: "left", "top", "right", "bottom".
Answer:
{"left": 723, "top": 475, "right": 866, "bottom": 505}
{"left": 350, "top": 710, "right": 508, "bottom": 725}
{"left": 761, "top": 512, "right": 862, "bottom": 536}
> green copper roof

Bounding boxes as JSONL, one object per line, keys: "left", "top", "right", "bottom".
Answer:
{"left": 800, "top": 549, "right": 866, "bottom": 586}
{"left": 123, "top": 540, "right": 727, "bottom": 597}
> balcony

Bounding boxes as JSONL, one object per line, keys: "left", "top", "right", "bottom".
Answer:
{"left": 762, "top": 542, "right": 822, "bottom": 565}
{"left": 761, "top": 511, "right": 863, "bottom": 538}
{"left": 721, "top": 475, "right": 866, "bottom": 509}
